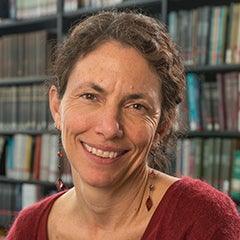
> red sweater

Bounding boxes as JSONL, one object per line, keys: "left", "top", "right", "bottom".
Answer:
{"left": 7, "top": 177, "right": 240, "bottom": 239}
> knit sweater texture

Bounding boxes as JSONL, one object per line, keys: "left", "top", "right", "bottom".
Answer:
{"left": 6, "top": 177, "right": 240, "bottom": 239}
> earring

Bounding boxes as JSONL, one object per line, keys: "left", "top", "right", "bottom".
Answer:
{"left": 56, "top": 130, "right": 67, "bottom": 192}
{"left": 146, "top": 170, "right": 156, "bottom": 211}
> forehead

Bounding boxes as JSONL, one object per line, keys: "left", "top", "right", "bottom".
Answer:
{"left": 67, "top": 41, "right": 161, "bottom": 98}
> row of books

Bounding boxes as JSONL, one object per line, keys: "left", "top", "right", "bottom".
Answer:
{"left": 0, "top": 30, "right": 55, "bottom": 79}
{"left": 0, "top": 182, "right": 56, "bottom": 230}
{"left": 4, "top": 71, "right": 240, "bottom": 133}
{"left": 1, "top": 0, "right": 124, "bottom": 20}
{"left": 80, "top": 0, "right": 123, "bottom": 8}
{"left": 0, "top": 84, "right": 54, "bottom": 131}
{"left": 177, "top": 71, "right": 240, "bottom": 132}
{"left": 168, "top": 3, "right": 240, "bottom": 65}
{"left": 176, "top": 137, "right": 240, "bottom": 200}
{"left": 7, "top": 0, "right": 58, "bottom": 20}
{"left": 0, "top": 134, "right": 72, "bottom": 183}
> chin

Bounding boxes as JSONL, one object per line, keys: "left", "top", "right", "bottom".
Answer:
{"left": 75, "top": 168, "right": 117, "bottom": 188}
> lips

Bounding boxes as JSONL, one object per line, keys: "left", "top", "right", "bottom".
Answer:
{"left": 82, "top": 142, "right": 125, "bottom": 159}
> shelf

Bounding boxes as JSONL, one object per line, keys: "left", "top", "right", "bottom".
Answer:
{"left": 0, "top": 15, "right": 57, "bottom": 35}
{"left": 64, "top": 0, "right": 161, "bottom": 17}
{"left": 0, "top": 76, "right": 48, "bottom": 86}
{"left": 0, "top": 129, "right": 57, "bottom": 136}
{"left": 0, "top": 176, "right": 56, "bottom": 187}
{"left": 167, "top": 0, "right": 240, "bottom": 11}
{"left": 0, "top": 176, "right": 73, "bottom": 189}
{"left": 177, "top": 130, "right": 240, "bottom": 139}
{"left": 63, "top": 0, "right": 163, "bottom": 30}
{"left": 185, "top": 64, "right": 240, "bottom": 74}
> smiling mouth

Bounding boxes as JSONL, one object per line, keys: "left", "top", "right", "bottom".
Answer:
{"left": 82, "top": 143, "right": 125, "bottom": 159}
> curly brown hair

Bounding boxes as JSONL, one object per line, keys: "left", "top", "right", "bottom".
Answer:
{"left": 48, "top": 10, "right": 186, "bottom": 173}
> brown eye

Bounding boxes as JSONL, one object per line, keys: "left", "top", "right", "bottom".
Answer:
{"left": 81, "top": 93, "right": 96, "bottom": 101}
{"left": 132, "top": 103, "right": 147, "bottom": 112}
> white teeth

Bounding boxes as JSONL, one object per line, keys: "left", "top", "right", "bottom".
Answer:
{"left": 83, "top": 143, "right": 119, "bottom": 158}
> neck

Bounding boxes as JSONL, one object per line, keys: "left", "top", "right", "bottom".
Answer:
{"left": 71, "top": 167, "right": 150, "bottom": 229}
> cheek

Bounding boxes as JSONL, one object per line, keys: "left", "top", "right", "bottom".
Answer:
{"left": 126, "top": 117, "right": 158, "bottom": 149}
{"left": 60, "top": 103, "right": 92, "bottom": 132}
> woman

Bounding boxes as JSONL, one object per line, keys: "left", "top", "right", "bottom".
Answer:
{"left": 7, "top": 11, "right": 240, "bottom": 239}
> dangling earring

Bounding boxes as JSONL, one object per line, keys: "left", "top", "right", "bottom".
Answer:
{"left": 146, "top": 170, "right": 156, "bottom": 211}
{"left": 55, "top": 126, "right": 66, "bottom": 192}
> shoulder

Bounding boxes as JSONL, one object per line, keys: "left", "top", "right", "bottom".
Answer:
{"left": 172, "top": 177, "right": 238, "bottom": 216}
{"left": 7, "top": 190, "right": 67, "bottom": 239}
{"left": 176, "top": 177, "right": 236, "bottom": 207}
{"left": 169, "top": 177, "right": 240, "bottom": 237}
{"left": 143, "top": 176, "right": 240, "bottom": 239}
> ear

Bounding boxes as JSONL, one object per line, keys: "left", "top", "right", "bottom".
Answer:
{"left": 152, "top": 123, "right": 170, "bottom": 147}
{"left": 49, "top": 85, "right": 61, "bottom": 130}
{"left": 157, "top": 124, "right": 170, "bottom": 140}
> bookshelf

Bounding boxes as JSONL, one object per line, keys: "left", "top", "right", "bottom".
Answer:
{"left": 0, "top": 0, "right": 240, "bottom": 235}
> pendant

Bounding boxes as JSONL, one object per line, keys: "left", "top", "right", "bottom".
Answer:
{"left": 146, "top": 196, "right": 153, "bottom": 211}
{"left": 145, "top": 170, "right": 156, "bottom": 211}
{"left": 56, "top": 178, "right": 65, "bottom": 192}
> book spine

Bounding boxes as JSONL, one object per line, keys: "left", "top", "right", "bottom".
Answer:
{"left": 231, "top": 150, "right": 240, "bottom": 200}
{"left": 186, "top": 73, "right": 202, "bottom": 131}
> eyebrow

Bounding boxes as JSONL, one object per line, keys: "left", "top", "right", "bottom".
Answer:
{"left": 90, "top": 83, "right": 106, "bottom": 93}
{"left": 124, "top": 93, "right": 146, "bottom": 100}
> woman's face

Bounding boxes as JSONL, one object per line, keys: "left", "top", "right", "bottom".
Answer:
{"left": 51, "top": 41, "right": 162, "bottom": 188}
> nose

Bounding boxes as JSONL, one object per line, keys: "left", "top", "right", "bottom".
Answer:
{"left": 94, "top": 107, "right": 123, "bottom": 139}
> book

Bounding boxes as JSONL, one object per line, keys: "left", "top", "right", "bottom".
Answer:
{"left": 219, "top": 138, "right": 233, "bottom": 194}
{"left": 225, "top": 3, "right": 238, "bottom": 63}
{"left": 208, "top": 6, "right": 228, "bottom": 65}
{"left": 39, "top": 134, "right": 51, "bottom": 181}
{"left": 32, "top": 135, "right": 42, "bottom": 181}
{"left": 0, "top": 136, "right": 6, "bottom": 176}
{"left": 0, "top": 84, "right": 51, "bottom": 132}
{"left": 224, "top": 72, "right": 239, "bottom": 131}
{"left": 0, "top": 30, "right": 56, "bottom": 79}
{"left": 212, "top": 138, "right": 222, "bottom": 190}
{"left": 15, "top": 0, "right": 57, "bottom": 19}
{"left": 225, "top": 3, "right": 240, "bottom": 63}
{"left": 5, "top": 138, "right": 15, "bottom": 179}
{"left": 178, "top": 10, "right": 194, "bottom": 65}
{"left": 202, "top": 138, "right": 215, "bottom": 185}
{"left": 168, "top": 11, "right": 178, "bottom": 44}
{"left": 0, "top": 183, "right": 16, "bottom": 229}
{"left": 193, "top": 137, "right": 203, "bottom": 179}
{"left": 216, "top": 73, "right": 226, "bottom": 131}
{"left": 200, "top": 79, "right": 214, "bottom": 131}
{"left": 230, "top": 139, "right": 240, "bottom": 199}
{"left": 231, "top": 149, "right": 240, "bottom": 200}
{"left": 21, "top": 184, "right": 39, "bottom": 209}
{"left": 186, "top": 73, "right": 202, "bottom": 131}
{"left": 210, "top": 79, "right": 220, "bottom": 131}
{"left": 0, "top": 0, "right": 9, "bottom": 19}
{"left": 238, "top": 73, "right": 240, "bottom": 131}
{"left": 48, "top": 134, "right": 58, "bottom": 182}
{"left": 12, "top": 134, "right": 33, "bottom": 180}
{"left": 181, "top": 139, "right": 191, "bottom": 177}
{"left": 64, "top": 0, "right": 78, "bottom": 12}
{"left": 175, "top": 139, "right": 184, "bottom": 177}
{"left": 216, "top": 6, "right": 228, "bottom": 64}
{"left": 236, "top": 4, "right": 240, "bottom": 63}
{"left": 196, "top": 6, "right": 211, "bottom": 65}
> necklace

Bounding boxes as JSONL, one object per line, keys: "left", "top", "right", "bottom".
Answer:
{"left": 145, "top": 170, "right": 156, "bottom": 211}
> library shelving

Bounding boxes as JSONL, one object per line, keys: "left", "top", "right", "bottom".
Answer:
{"left": 1, "top": 0, "right": 240, "bottom": 235}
